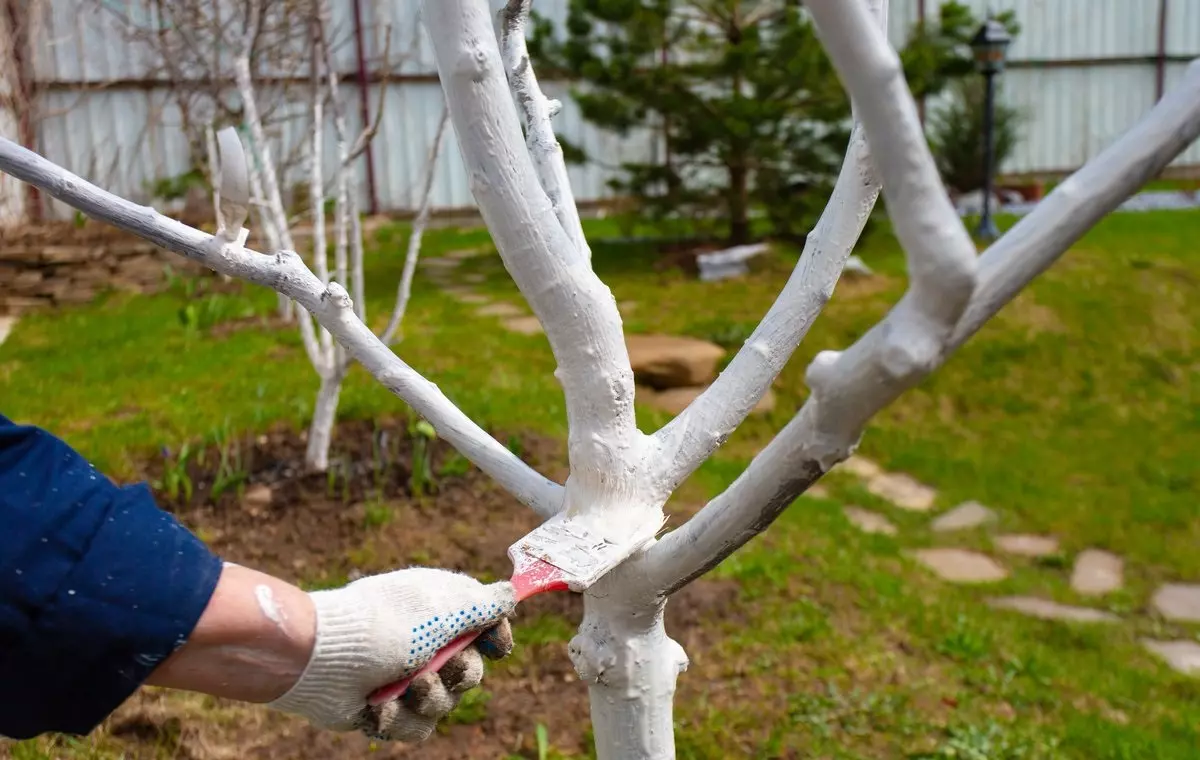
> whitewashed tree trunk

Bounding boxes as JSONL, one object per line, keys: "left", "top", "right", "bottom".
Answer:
{"left": 3, "top": 0, "right": 1199, "bottom": 754}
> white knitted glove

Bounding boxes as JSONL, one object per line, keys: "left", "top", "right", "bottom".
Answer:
{"left": 268, "top": 568, "right": 516, "bottom": 742}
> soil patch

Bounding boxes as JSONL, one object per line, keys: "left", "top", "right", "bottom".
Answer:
{"left": 91, "top": 421, "right": 748, "bottom": 759}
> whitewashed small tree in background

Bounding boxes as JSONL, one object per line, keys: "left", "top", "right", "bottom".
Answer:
{"left": 2, "top": 0, "right": 1200, "bottom": 755}
{"left": 224, "top": 0, "right": 450, "bottom": 471}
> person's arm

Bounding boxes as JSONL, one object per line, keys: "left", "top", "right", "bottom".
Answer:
{"left": 0, "top": 414, "right": 222, "bottom": 740}
{"left": 146, "top": 562, "right": 516, "bottom": 742}
{"left": 144, "top": 563, "right": 315, "bottom": 702}
{"left": 0, "top": 414, "right": 514, "bottom": 743}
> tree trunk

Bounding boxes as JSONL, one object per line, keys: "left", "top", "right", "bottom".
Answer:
{"left": 305, "top": 371, "right": 343, "bottom": 471}
{"left": 570, "top": 571, "right": 689, "bottom": 760}
{"left": 728, "top": 158, "right": 750, "bottom": 245}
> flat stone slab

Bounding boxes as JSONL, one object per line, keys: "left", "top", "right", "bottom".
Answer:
{"left": 836, "top": 455, "right": 882, "bottom": 479}
{"left": 844, "top": 506, "right": 897, "bottom": 536}
{"left": 461, "top": 273, "right": 487, "bottom": 284}
{"left": 913, "top": 548, "right": 1007, "bottom": 583}
{"left": 445, "top": 247, "right": 490, "bottom": 260}
{"left": 0, "top": 316, "right": 15, "bottom": 346}
{"left": 503, "top": 316, "right": 544, "bottom": 335}
{"left": 638, "top": 385, "right": 775, "bottom": 416}
{"left": 422, "top": 257, "right": 461, "bottom": 269}
{"left": 475, "top": 302, "right": 525, "bottom": 318}
{"left": 1071, "top": 549, "right": 1124, "bottom": 595}
{"left": 1151, "top": 584, "right": 1200, "bottom": 623}
{"left": 441, "top": 287, "right": 490, "bottom": 305}
{"left": 805, "top": 484, "right": 830, "bottom": 499}
{"left": 868, "top": 473, "right": 937, "bottom": 511}
{"left": 931, "top": 501, "right": 997, "bottom": 532}
{"left": 989, "top": 596, "right": 1119, "bottom": 623}
{"left": 1141, "top": 639, "right": 1200, "bottom": 676}
{"left": 994, "top": 534, "right": 1060, "bottom": 557}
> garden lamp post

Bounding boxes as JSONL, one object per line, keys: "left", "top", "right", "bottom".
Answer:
{"left": 970, "top": 16, "right": 1012, "bottom": 240}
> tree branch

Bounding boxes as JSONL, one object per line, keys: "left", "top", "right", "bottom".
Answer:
{"left": 651, "top": 0, "right": 888, "bottom": 492}
{"left": 422, "top": 0, "right": 641, "bottom": 507}
{"left": 638, "top": 56, "right": 1200, "bottom": 597}
{"left": 0, "top": 138, "right": 565, "bottom": 518}
{"left": 381, "top": 103, "right": 450, "bottom": 346}
{"left": 498, "top": 0, "right": 591, "bottom": 263}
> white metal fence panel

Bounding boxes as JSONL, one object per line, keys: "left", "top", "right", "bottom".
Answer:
{"left": 10, "top": 0, "right": 1200, "bottom": 222}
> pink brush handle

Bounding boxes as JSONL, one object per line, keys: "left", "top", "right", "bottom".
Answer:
{"left": 367, "top": 630, "right": 481, "bottom": 706}
{"left": 366, "top": 559, "right": 570, "bottom": 707}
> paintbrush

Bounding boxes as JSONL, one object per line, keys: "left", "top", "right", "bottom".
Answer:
{"left": 366, "top": 511, "right": 663, "bottom": 706}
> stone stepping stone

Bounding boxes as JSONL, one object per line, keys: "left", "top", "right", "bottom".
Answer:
{"left": 0, "top": 315, "right": 15, "bottom": 346}
{"left": 476, "top": 302, "right": 525, "bottom": 318}
{"left": 1141, "top": 639, "right": 1200, "bottom": 676}
{"left": 639, "top": 385, "right": 775, "bottom": 415}
{"left": 868, "top": 472, "right": 937, "bottom": 511}
{"left": 441, "top": 286, "right": 489, "bottom": 304}
{"left": 835, "top": 455, "right": 882, "bottom": 479}
{"left": 931, "top": 500, "right": 996, "bottom": 532}
{"left": 461, "top": 273, "right": 487, "bottom": 284}
{"left": 913, "top": 548, "right": 1007, "bottom": 583}
{"left": 1151, "top": 583, "right": 1200, "bottom": 623}
{"left": 988, "top": 596, "right": 1119, "bottom": 623}
{"left": 805, "top": 483, "right": 830, "bottom": 499}
{"left": 445, "top": 247, "right": 490, "bottom": 260}
{"left": 503, "top": 316, "right": 544, "bottom": 335}
{"left": 422, "top": 257, "right": 461, "bottom": 270}
{"left": 1070, "top": 549, "right": 1124, "bottom": 595}
{"left": 844, "top": 506, "right": 897, "bottom": 536}
{"left": 994, "top": 534, "right": 1060, "bottom": 557}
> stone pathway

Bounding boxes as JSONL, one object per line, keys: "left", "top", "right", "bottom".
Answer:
{"left": 843, "top": 506, "right": 896, "bottom": 536}
{"left": 866, "top": 472, "right": 937, "bottom": 511}
{"left": 1152, "top": 584, "right": 1200, "bottom": 623}
{"left": 931, "top": 501, "right": 996, "bottom": 532}
{"left": 418, "top": 250, "right": 543, "bottom": 336}
{"left": 988, "top": 597, "right": 1119, "bottom": 623}
{"left": 1141, "top": 640, "right": 1200, "bottom": 676}
{"left": 1070, "top": 549, "right": 1124, "bottom": 596}
{"left": 913, "top": 548, "right": 1008, "bottom": 583}
{"left": 831, "top": 454, "right": 1200, "bottom": 677}
{"left": 994, "top": 534, "right": 1060, "bottom": 557}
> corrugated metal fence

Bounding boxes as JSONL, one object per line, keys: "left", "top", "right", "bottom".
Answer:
{"left": 3, "top": 0, "right": 1199, "bottom": 223}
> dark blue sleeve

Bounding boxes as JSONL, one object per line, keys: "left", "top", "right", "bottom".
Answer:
{"left": 0, "top": 414, "right": 223, "bottom": 740}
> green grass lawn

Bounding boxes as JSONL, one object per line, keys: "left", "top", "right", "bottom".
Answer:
{"left": 1, "top": 208, "right": 1198, "bottom": 758}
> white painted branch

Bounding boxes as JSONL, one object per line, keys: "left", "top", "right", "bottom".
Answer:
{"left": 423, "top": 0, "right": 642, "bottom": 512}
{"left": 951, "top": 58, "right": 1200, "bottom": 352}
{"left": 381, "top": 103, "right": 450, "bottom": 346}
{"left": 498, "top": 0, "right": 591, "bottom": 263}
{"left": 651, "top": 0, "right": 887, "bottom": 493}
{"left": 316, "top": 0, "right": 366, "bottom": 321}
{"left": 0, "top": 138, "right": 564, "bottom": 517}
{"left": 236, "top": 0, "right": 296, "bottom": 323}
{"left": 308, "top": 85, "right": 335, "bottom": 360}
{"left": 807, "top": 0, "right": 977, "bottom": 329}
{"left": 640, "top": 57, "right": 1200, "bottom": 597}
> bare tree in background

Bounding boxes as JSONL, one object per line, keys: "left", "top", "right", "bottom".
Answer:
{"left": 217, "top": 0, "right": 448, "bottom": 471}
{"left": 3, "top": 0, "right": 1200, "bottom": 757}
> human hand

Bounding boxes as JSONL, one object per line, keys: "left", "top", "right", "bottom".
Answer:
{"left": 268, "top": 568, "right": 516, "bottom": 742}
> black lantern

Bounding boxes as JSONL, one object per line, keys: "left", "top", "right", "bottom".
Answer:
{"left": 970, "top": 18, "right": 1012, "bottom": 75}
{"left": 970, "top": 17, "right": 1012, "bottom": 240}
